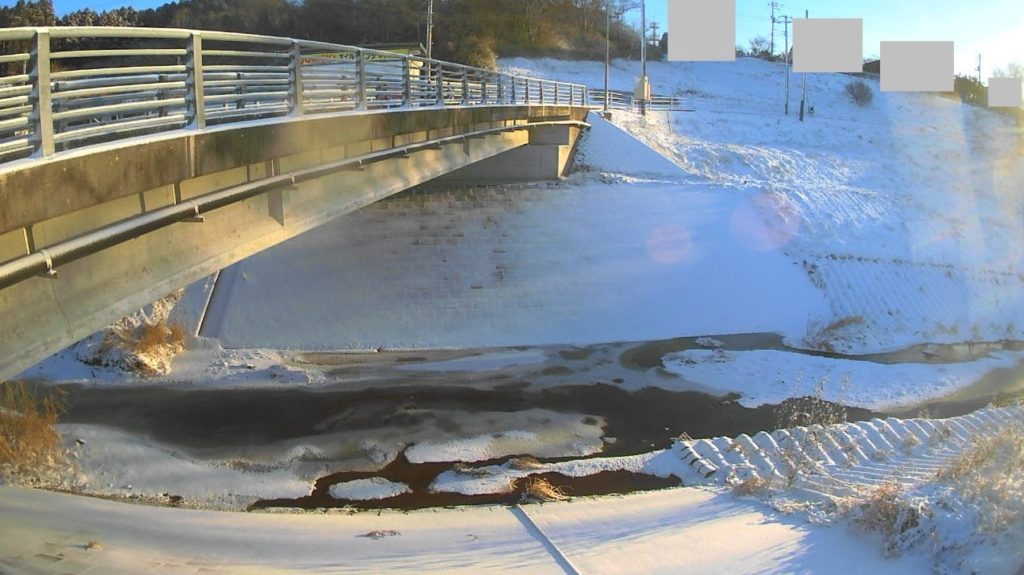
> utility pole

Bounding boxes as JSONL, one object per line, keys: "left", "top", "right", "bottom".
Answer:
{"left": 977, "top": 54, "right": 982, "bottom": 83}
{"left": 782, "top": 15, "right": 792, "bottom": 114}
{"left": 425, "top": 0, "right": 434, "bottom": 59}
{"left": 650, "top": 20, "right": 659, "bottom": 48}
{"left": 769, "top": 1, "right": 780, "bottom": 56}
{"left": 605, "top": 0, "right": 611, "bottom": 114}
{"left": 800, "top": 9, "right": 808, "bottom": 121}
{"left": 640, "top": 0, "right": 648, "bottom": 116}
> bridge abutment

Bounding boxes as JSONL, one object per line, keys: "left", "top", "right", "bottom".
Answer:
{"left": 437, "top": 124, "right": 583, "bottom": 183}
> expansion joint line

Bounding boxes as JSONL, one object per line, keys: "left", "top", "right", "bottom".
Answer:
{"left": 511, "top": 504, "right": 582, "bottom": 575}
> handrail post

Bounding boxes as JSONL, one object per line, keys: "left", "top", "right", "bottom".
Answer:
{"left": 539, "top": 80, "right": 545, "bottom": 104}
{"left": 29, "top": 29, "right": 54, "bottom": 157}
{"left": 289, "top": 40, "right": 304, "bottom": 116}
{"left": 356, "top": 49, "right": 367, "bottom": 111}
{"left": 497, "top": 76, "right": 505, "bottom": 104}
{"left": 185, "top": 31, "right": 205, "bottom": 129}
{"left": 525, "top": 79, "right": 531, "bottom": 104}
{"left": 434, "top": 62, "right": 443, "bottom": 105}
{"left": 236, "top": 72, "right": 246, "bottom": 110}
{"left": 402, "top": 57, "right": 412, "bottom": 107}
{"left": 461, "top": 68, "right": 469, "bottom": 106}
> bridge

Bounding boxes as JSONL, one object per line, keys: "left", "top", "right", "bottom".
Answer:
{"left": 0, "top": 26, "right": 590, "bottom": 380}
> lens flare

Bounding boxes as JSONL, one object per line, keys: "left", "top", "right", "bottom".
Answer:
{"left": 646, "top": 224, "right": 694, "bottom": 264}
{"left": 730, "top": 192, "right": 801, "bottom": 251}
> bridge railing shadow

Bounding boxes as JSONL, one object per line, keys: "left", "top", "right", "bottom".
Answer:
{"left": 0, "top": 26, "right": 589, "bottom": 164}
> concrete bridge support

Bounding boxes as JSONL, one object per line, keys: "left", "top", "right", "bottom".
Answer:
{"left": 0, "top": 105, "right": 588, "bottom": 380}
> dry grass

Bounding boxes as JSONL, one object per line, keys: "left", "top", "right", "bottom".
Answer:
{"left": 96, "top": 318, "right": 188, "bottom": 376}
{"left": 855, "top": 479, "right": 923, "bottom": 555}
{"left": 520, "top": 476, "right": 567, "bottom": 503}
{"left": 0, "top": 382, "right": 65, "bottom": 479}
{"left": 132, "top": 322, "right": 187, "bottom": 357}
{"left": 806, "top": 315, "right": 865, "bottom": 353}
{"left": 935, "top": 420, "right": 1024, "bottom": 531}
{"left": 732, "top": 475, "right": 770, "bottom": 496}
{"left": 83, "top": 290, "right": 189, "bottom": 377}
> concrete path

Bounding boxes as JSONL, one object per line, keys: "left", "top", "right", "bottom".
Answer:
{"left": 0, "top": 485, "right": 928, "bottom": 574}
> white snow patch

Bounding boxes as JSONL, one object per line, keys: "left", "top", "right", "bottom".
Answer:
{"left": 58, "top": 423, "right": 312, "bottom": 508}
{"left": 328, "top": 477, "right": 410, "bottom": 501}
{"left": 662, "top": 348, "right": 1024, "bottom": 409}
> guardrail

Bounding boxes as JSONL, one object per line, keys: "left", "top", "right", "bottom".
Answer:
{"left": 587, "top": 88, "right": 692, "bottom": 112}
{"left": 0, "top": 26, "right": 588, "bottom": 163}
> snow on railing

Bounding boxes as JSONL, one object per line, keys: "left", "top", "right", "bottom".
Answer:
{"left": 0, "top": 26, "right": 588, "bottom": 163}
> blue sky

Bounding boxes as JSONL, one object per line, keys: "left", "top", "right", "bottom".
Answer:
{"left": 27, "top": 0, "right": 1024, "bottom": 77}
{"left": 634, "top": 0, "right": 1023, "bottom": 77}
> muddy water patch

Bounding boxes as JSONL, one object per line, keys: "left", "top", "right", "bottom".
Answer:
{"left": 251, "top": 450, "right": 680, "bottom": 511}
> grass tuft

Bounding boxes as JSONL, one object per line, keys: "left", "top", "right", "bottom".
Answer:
{"left": 732, "top": 475, "right": 770, "bottom": 496}
{"left": 520, "top": 476, "right": 567, "bottom": 503}
{"left": 0, "top": 382, "right": 65, "bottom": 480}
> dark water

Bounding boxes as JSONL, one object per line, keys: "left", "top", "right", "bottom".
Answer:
{"left": 44, "top": 334, "right": 1024, "bottom": 511}
{"left": 251, "top": 451, "right": 680, "bottom": 511}
{"left": 57, "top": 382, "right": 877, "bottom": 456}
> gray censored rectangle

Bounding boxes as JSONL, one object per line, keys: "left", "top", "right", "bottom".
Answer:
{"left": 668, "top": 0, "right": 736, "bottom": 62}
{"left": 881, "top": 41, "right": 954, "bottom": 92}
{"left": 793, "top": 19, "right": 862, "bottom": 73}
{"left": 988, "top": 77, "right": 1023, "bottom": 107}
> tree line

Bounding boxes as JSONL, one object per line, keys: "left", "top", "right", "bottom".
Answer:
{"left": 1, "top": 0, "right": 644, "bottom": 68}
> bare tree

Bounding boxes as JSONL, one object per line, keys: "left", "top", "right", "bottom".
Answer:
{"left": 748, "top": 36, "right": 770, "bottom": 58}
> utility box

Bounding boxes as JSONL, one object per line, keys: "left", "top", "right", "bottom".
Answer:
{"left": 634, "top": 76, "right": 650, "bottom": 101}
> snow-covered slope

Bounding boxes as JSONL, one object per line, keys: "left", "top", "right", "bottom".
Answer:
{"left": 503, "top": 56, "right": 1024, "bottom": 354}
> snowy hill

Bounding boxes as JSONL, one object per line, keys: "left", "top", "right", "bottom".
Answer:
{"left": 504, "top": 56, "right": 1024, "bottom": 354}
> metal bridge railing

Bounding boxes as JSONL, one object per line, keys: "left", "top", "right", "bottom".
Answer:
{"left": 587, "top": 88, "right": 691, "bottom": 113}
{"left": 0, "top": 26, "right": 589, "bottom": 163}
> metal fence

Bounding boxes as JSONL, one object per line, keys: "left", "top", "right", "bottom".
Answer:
{"left": 587, "top": 88, "right": 691, "bottom": 112}
{"left": 0, "top": 27, "right": 589, "bottom": 163}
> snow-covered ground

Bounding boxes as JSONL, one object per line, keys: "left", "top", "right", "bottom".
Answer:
{"left": 0, "top": 482, "right": 930, "bottom": 575}
{"left": 662, "top": 347, "right": 1023, "bottom": 410}
{"left": 7, "top": 55, "right": 1024, "bottom": 575}
{"left": 199, "top": 121, "right": 827, "bottom": 351}
{"left": 3, "top": 405, "right": 1019, "bottom": 574}
{"left": 22, "top": 56, "right": 1024, "bottom": 411}
{"left": 503, "top": 56, "right": 1024, "bottom": 355}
